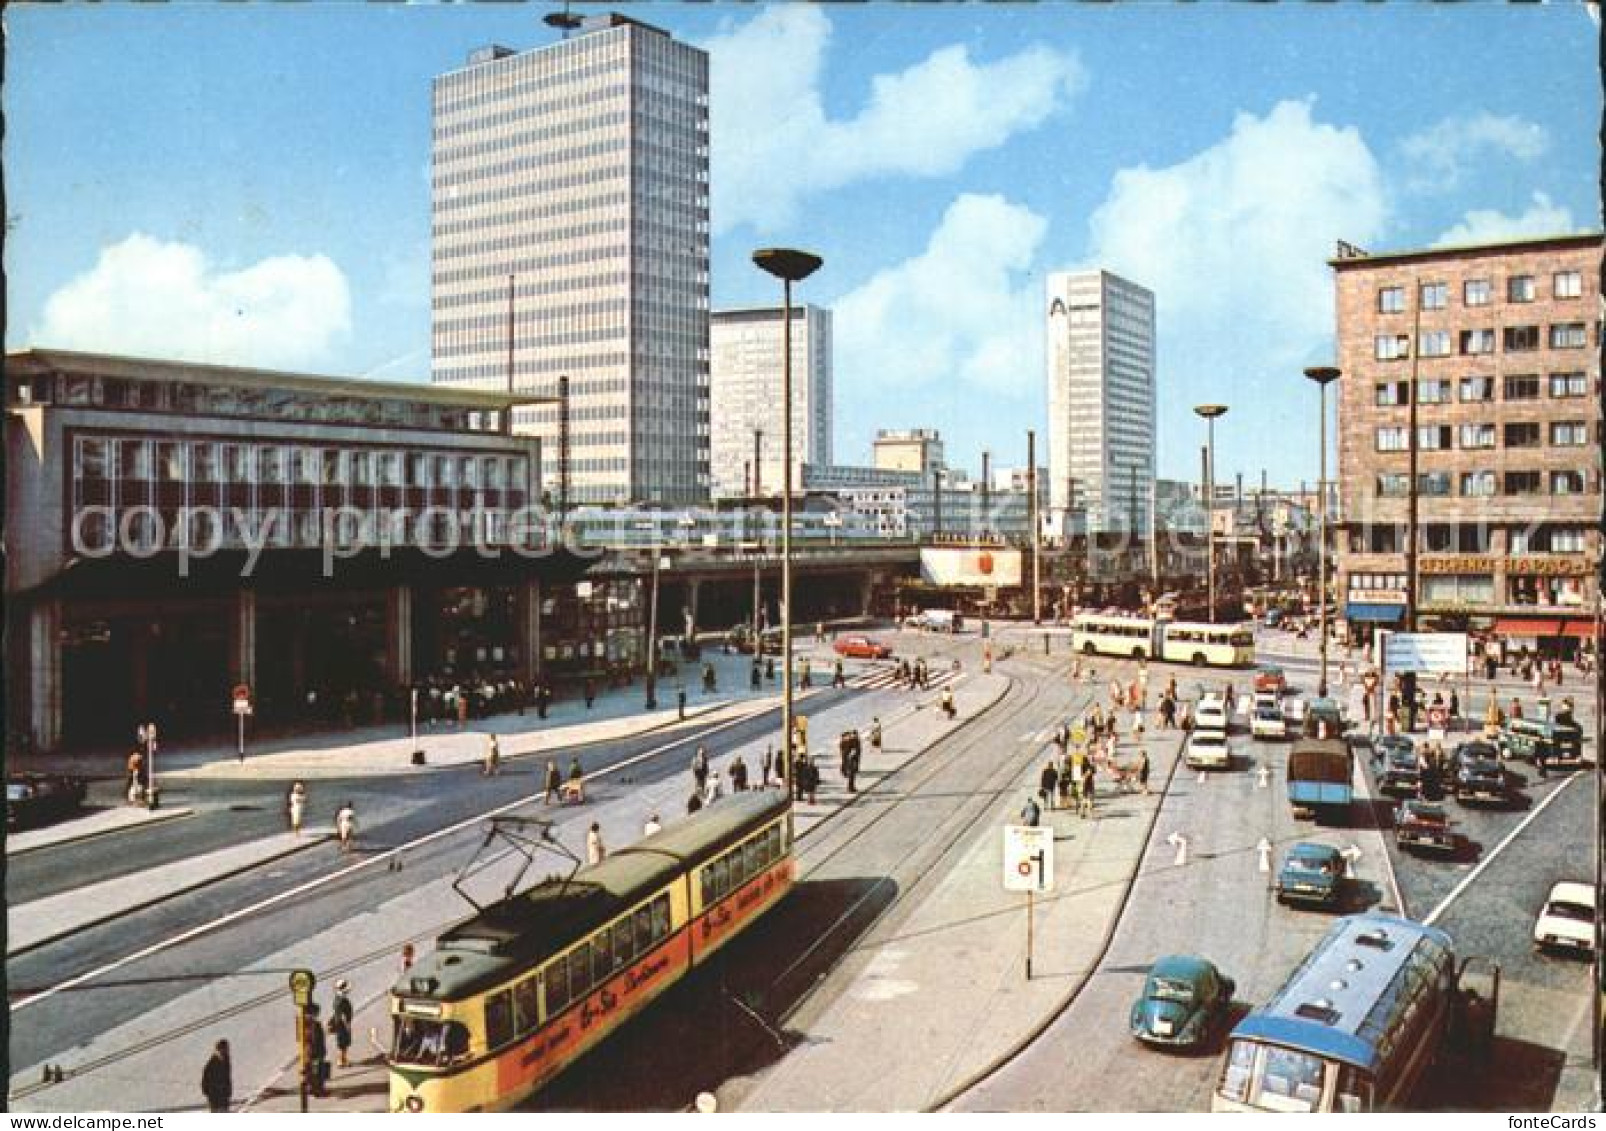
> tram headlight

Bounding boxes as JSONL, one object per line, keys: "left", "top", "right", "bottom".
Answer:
{"left": 404, "top": 1094, "right": 425, "bottom": 1113}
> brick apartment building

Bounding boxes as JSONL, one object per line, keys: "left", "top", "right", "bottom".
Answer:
{"left": 1330, "top": 232, "right": 1602, "bottom": 658}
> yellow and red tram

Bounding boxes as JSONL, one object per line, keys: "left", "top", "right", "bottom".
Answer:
{"left": 388, "top": 790, "right": 794, "bottom": 1112}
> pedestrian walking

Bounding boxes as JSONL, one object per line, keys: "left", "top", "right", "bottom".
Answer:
{"left": 702, "top": 662, "right": 717, "bottom": 694}
{"left": 869, "top": 716, "right": 883, "bottom": 752}
{"left": 760, "top": 745, "right": 773, "bottom": 787}
{"left": 703, "top": 771, "right": 724, "bottom": 805}
{"left": 537, "top": 683, "right": 551, "bottom": 720}
{"left": 731, "top": 755, "right": 749, "bottom": 792}
{"left": 400, "top": 943, "right": 415, "bottom": 973}
{"left": 801, "top": 659, "right": 813, "bottom": 689}
{"left": 335, "top": 802, "right": 357, "bottom": 854}
{"left": 126, "top": 749, "right": 145, "bottom": 805}
{"left": 677, "top": 687, "right": 687, "bottom": 720}
{"left": 586, "top": 822, "right": 606, "bottom": 865}
{"left": 329, "top": 980, "right": 354, "bottom": 1069}
{"left": 833, "top": 660, "right": 846, "bottom": 689}
{"left": 1510, "top": 697, "right": 1523, "bottom": 722}
{"left": 750, "top": 663, "right": 762, "bottom": 692}
{"left": 583, "top": 679, "right": 596, "bottom": 710}
{"left": 692, "top": 745, "right": 710, "bottom": 791}
{"left": 483, "top": 734, "right": 501, "bottom": 776}
{"left": 1058, "top": 756, "right": 1074, "bottom": 808}
{"left": 941, "top": 686, "right": 956, "bottom": 719}
{"left": 543, "top": 760, "right": 561, "bottom": 803}
{"left": 201, "top": 1040, "right": 232, "bottom": 1113}
{"left": 1078, "top": 763, "right": 1096, "bottom": 818}
{"left": 1039, "top": 759, "right": 1060, "bottom": 810}
{"left": 287, "top": 781, "right": 307, "bottom": 836}
{"left": 305, "top": 1003, "right": 329, "bottom": 1096}
{"left": 1136, "top": 749, "right": 1151, "bottom": 796}
{"left": 803, "top": 755, "right": 820, "bottom": 805}
{"left": 566, "top": 756, "right": 586, "bottom": 803}
{"left": 1020, "top": 794, "right": 1041, "bottom": 827}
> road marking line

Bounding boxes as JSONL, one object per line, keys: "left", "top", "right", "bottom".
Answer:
{"left": 12, "top": 699, "right": 780, "bottom": 1013}
{"left": 1422, "top": 770, "right": 1586, "bottom": 927}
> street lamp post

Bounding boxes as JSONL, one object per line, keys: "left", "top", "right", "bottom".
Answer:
{"left": 1194, "top": 404, "right": 1228, "bottom": 622}
{"left": 753, "top": 248, "right": 823, "bottom": 799}
{"left": 1304, "top": 366, "right": 1341, "bottom": 698}
{"left": 639, "top": 521, "right": 663, "bottom": 710}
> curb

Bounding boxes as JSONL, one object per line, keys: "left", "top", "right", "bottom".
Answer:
{"left": 6, "top": 806, "right": 196, "bottom": 859}
{"left": 8, "top": 834, "right": 333, "bottom": 959}
{"left": 925, "top": 726, "right": 1191, "bottom": 1112}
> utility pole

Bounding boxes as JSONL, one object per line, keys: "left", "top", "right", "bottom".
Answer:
{"left": 981, "top": 450, "right": 992, "bottom": 540}
{"left": 1403, "top": 294, "right": 1422, "bottom": 728}
{"left": 752, "top": 428, "right": 763, "bottom": 498}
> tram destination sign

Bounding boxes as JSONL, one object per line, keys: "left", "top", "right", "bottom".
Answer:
{"left": 1383, "top": 632, "right": 1469, "bottom": 676}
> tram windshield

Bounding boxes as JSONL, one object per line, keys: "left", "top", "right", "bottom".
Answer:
{"left": 391, "top": 1017, "right": 470, "bottom": 1066}
{"left": 1220, "top": 1040, "right": 1333, "bottom": 1112}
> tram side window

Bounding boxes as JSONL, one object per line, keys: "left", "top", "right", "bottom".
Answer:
{"left": 1220, "top": 1040, "right": 1255, "bottom": 1103}
{"left": 612, "top": 919, "right": 635, "bottom": 970}
{"left": 567, "top": 943, "right": 591, "bottom": 1004}
{"left": 743, "top": 839, "right": 760, "bottom": 878}
{"left": 650, "top": 894, "right": 670, "bottom": 940}
{"left": 634, "top": 905, "right": 655, "bottom": 954}
{"left": 513, "top": 977, "right": 539, "bottom": 1036}
{"left": 591, "top": 931, "right": 614, "bottom": 985}
{"left": 485, "top": 990, "right": 515, "bottom": 1051}
{"left": 1335, "top": 1065, "right": 1372, "bottom": 1113}
{"left": 545, "top": 958, "right": 570, "bottom": 1016}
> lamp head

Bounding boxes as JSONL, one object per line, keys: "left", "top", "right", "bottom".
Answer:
{"left": 1193, "top": 404, "right": 1228, "bottom": 420}
{"left": 752, "top": 248, "right": 823, "bottom": 283}
{"left": 1303, "top": 365, "right": 1341, "bottom": 387}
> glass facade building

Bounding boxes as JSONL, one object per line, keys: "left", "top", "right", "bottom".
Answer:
{"left": 432, "top": 15, "right": 711, "bottom": 506}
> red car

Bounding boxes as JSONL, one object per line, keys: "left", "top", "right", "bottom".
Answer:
{"left": 1253, "top": 666, "right": 1286, "bottom": 695}
{"left": 834, "top": 634, "right": 892, "bottom": 660}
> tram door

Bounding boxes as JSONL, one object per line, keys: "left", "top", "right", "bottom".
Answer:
{"left": 1451, "top": 956, "right": 1500, "bottom": 1065}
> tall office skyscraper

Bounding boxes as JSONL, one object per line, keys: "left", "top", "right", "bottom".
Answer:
{"left": 708, "top": 305, "right": 832, "bottom": 499}
{"left": 431, "top": 15, "right": 710, "bottom": 505}
{"left": 1046, "top": 270, "right": 1156, "bottom": 535}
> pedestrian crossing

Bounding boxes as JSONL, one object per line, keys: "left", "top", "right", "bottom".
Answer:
{"left": 846, "top": 665, "right": 961, "bottom": 693}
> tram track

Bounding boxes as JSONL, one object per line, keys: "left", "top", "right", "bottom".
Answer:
{"left": 766, "top": 662, "right": 1085, "bottom": 1021}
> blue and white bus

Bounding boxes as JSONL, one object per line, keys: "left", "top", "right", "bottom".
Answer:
{"left": 1213, "top": 914, "right": 1463, "bottom": 1113}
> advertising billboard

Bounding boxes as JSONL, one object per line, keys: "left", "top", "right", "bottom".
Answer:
{"left": 1383, "top": 631, "right": 1469, "bottom": 675}
{"left": 919, "top": 547, "right": 1023, "bottom": 588}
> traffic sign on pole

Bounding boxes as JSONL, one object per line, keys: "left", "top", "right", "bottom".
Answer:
{"left": 1003, "top": 825, "right": 1054, "bottom": 892}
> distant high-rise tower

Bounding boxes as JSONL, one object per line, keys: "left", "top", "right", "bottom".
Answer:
{"left": 709, "top": 305, "right": 832, "bottom": 499}
{"left": 1046, "top": 270, "right": 1155, "bottom": 535}
{"left": 431, "top": 15, "right": 710, "bottom": 505}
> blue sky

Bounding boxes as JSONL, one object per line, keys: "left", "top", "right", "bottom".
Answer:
{"left": 6, "top": 2, "right": 1599, "bottom": 487}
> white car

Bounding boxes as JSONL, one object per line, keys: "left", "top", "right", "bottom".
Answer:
{"left": 1185, "top": 730, "right": 1232, "bottom": 769}
{"left": 1194, "top": 695, "right": 1230, "bottom": 734}
{"left": 1251, "top": 700, "right": 1286, "bottom": 740}
{"left": 1533, "top": 881, "right": 1596, "bottom": 954}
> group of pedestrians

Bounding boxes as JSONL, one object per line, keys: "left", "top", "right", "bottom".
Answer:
{"left": 283, "top": 782, "right": 357, "bottom": 853}
{"left": 202, "top": 980, "right": 355, "bottom": 1112}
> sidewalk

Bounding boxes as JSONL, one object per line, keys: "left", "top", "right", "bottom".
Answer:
{"left": 8, "top": 658, "right": 1003, "bottom": 1114}
{"left": 6, "top": 804, "right": 193, "bottom": 857}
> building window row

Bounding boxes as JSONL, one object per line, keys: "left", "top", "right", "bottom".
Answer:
{"left": 1372, "top": 371, "right": 1592, "bottom": 406}
{"left": 1373, "top": 324, "right": 1590, "bottom": 360}
{"left": 1374, "top": 469, "right": 1594, "bottom": 498}
{"left": 1378, "top": 270, "right": 1585, "bottom": 313}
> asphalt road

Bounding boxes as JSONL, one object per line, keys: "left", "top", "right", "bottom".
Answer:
{"left": 956, "top": 646, "right": 1597, "bottom": 1113}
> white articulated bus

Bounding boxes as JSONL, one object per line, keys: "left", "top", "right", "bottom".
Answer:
{"left": 1071, "top": 614, "right": 1254, "bottom": 668}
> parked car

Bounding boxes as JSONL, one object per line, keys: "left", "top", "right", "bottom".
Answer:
{"left": 1128, "top": 955, "right": 1236, "bottom": 1050}
{"left": 1379, "top": 744, "right": 1422, "bottom": 798}
{"left": 905, "top": 609, "right": 962, "bottom": 633}
{"left": 1274, "top": 842, "right": 1346, "bottom": 908}
{"left": 1451, "top": 741, "right": 1507, "bottom": 804}
{"left": 1394, "top": 798, "right": 1456, "bottom": 854}
{"left": 833, "top": 634, "right": 892, "bottom": 660}
{"left": 1253, "top": 666, "right": 1287, "bottom": 695}
{"left": 725, "top": 625, "right": 783, "bottom": 656}
{"left": 1250, "top": 700, "right": 1286, "bottom": 740}
{"left": 1185, "top": 730, "right": 1233, "bottom": 770}
{"left": 1501, "top": 715, "right": 1586, "bottom": 769}
{"left": 1532, "top": 881, "right": 1595, "bottom": 954}
{"left": 6, "top": 773, "right": 89, "bottom": 832}
{"left": 1194, "top": 695, "right": 1230, "bottom": 734}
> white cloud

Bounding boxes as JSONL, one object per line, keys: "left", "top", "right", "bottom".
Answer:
{"left": 32, "top": 233, "right": 351, "bottom": 370}
{"left": 1400, "top": 112, "right": 1549, "bottom": 190}
{"left": 835, "top": 193, "right": 1046, "bottom": 393}
{"left": 1085, "top": 99, "right": 1387, "bottom": 369}
{"left": 704, "top": 7, "right": 1086, "bottom": 234}
{"left": 1433, "top": 191, "right": 1576, "bottom": 247}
